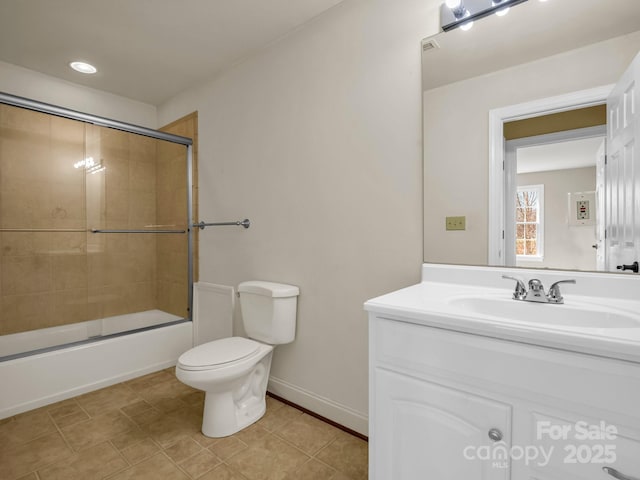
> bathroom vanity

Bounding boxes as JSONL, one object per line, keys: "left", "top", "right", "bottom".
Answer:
{"left": 365, "top": 264, "right": 640, "bottom": 480}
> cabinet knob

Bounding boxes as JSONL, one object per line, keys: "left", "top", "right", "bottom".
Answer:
{"left": 488, "top": 428, "right": 503, "bottom": 442}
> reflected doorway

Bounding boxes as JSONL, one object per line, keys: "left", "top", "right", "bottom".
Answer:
{"left": 504, "top": 124, "right": 606, "bottom": 271}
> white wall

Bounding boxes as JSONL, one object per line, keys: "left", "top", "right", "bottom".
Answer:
{"left": 424, "top": 31, "right": 640, "bottom": 265}
{"left": 159, "top": 0, "right": 434, "bottom": 433}
{"left": 0, "top": 60, "right": 156, "bottom": 127}
{"left": 517, "top": 167, "right": 597, "bottom": 271}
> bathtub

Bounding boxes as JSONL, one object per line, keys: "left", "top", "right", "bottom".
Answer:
{"left": 0, "top": 311, "right": 193, "bottom": 418}
{"left": 0, "top": 309, "right": 184, "bottom": 358}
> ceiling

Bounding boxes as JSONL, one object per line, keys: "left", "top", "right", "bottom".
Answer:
{"left": 422, "top": 0, "right": 640, "bottom": 90}
{"left": 517, "top": 136, "right": 604, "bottom": 174}
{"left": 0, "top": 0, "right": 345, "bottom": 105}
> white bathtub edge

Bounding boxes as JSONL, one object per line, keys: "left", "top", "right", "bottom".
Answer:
{"left": 0, "top": 322, "right": 193, "bottom": 419}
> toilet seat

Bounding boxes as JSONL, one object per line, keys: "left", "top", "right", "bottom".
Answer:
{"left": 178, "top": 337, "right": 261, "bottom": 371}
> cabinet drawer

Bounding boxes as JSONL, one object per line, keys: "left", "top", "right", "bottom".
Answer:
{"left": 372, "top": 315, "right": 640, "bottom": 422}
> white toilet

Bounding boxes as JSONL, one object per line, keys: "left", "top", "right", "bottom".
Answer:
{"left": 176, "top": 281, "right": 299, "bottom": 438}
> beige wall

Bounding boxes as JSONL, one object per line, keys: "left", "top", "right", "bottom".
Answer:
{"left": 517, "top": 167, "right": 597, "bottom": 271}
{"left": 424, "top": 31, "right": 640, "bottom": 265}
{"left": 158, "top": 0, "right": 432, "bottom": 431}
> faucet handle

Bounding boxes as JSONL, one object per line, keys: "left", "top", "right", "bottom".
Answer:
{"left": 547, "top": 279, "right": 576, "bottom": 304}
{"left": 502, "top": 275, "right": 527, "bottom": 300}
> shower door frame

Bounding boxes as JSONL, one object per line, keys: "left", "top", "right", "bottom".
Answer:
{"left": 0, "top": 91, "right": 195, "bottom": 325}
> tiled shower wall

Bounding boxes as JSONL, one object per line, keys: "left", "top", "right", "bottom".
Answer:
{"left": 0, "top": 104, "right": 191, "bottom": 336}
{"left": 155, "top": 138, "right": 188, "bottom": 318}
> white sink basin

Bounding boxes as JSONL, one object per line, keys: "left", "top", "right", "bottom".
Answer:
{"left": 447, "top": 295, "right": 640, "bottom": 329}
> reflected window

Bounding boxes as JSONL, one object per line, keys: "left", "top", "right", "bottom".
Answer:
{"left": 516, "top": 184, "right": 544, "bottom": 260}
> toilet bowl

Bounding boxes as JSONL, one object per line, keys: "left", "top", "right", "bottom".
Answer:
{"left": 176, "top": 337, "right": 273, "bottom": 437}
{"left": 176, "top": 281, "right": 299, "bottom": 438}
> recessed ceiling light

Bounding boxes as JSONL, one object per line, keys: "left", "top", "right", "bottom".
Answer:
{"left": 69, "top": 61, "right": 97, "bottom": 74}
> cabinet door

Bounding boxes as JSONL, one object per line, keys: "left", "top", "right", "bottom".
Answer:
{"left": 372, "top": 368, "right": 512, "bottom": 480}
{"left": 524, "top": 411, "right": 640, "bottom": 480}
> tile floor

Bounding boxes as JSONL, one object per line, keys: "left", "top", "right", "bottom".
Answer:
{"left": 0, "top": 368, "right": 368, "bottom": 480}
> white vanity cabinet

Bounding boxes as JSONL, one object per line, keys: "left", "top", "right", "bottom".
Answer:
{"left": 368, "top": 314, "right": 640, "bottom": 480}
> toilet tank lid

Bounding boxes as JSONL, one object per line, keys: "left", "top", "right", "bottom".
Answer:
{"left": 238, "top": 281, "right": 299, "bottom": 298}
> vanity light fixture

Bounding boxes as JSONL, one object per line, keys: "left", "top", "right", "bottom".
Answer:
{"left": 69, "top": 61, "right": 97, "bottom": 74}
{"left": 441, "top": 0, "right": 529, "bottom": 32}
{"left": 493, "top": 0, "right": 510, "bottom": 16}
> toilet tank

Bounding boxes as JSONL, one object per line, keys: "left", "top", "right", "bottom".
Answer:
{"left": 238, "top": 281, "right": 299, "bottom": 344}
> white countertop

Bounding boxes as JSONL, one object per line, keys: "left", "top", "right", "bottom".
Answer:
{"left": 364, "top": 264, "right": 640, "bottom": 364}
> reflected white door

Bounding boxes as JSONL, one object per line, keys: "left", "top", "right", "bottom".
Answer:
{"left": 606, "top": 52, "right": 640, "bottom": 272}
{"left": 595, "top": 139, "right": 606, "bottom": 270}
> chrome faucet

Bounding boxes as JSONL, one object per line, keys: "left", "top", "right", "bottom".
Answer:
{"left": 502, "top": 275, "right": 576, "bottom": 304}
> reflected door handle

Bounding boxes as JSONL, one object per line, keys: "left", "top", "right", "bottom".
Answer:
{"left": 616, "top": 262, "right": 639, "bottom": 273}
{"left": 603, "top": 466, "right": 640, "bottom": 480}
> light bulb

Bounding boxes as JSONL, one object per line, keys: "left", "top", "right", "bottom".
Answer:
{"left": 69, "top": 61, "right": 97, "bottom": 74}
{"left": 495, "top": 7, "right": 510, "bottom": 16}
{"left": 460, "top": 20, "right": 474, "bottom": 30}
{"left": 446, "top": 0, "right": 463, "bottom": 8}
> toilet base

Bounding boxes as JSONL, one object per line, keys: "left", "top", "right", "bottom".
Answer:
{"left": 202, "top": 392, "right": 266, "bottom": 437}
{"left": 200, "top": 351, "right": 272, "bottom": 438}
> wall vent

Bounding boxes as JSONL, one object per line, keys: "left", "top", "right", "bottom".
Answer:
{"left": 422, "top": 39, "right": 440, "bottom": 52}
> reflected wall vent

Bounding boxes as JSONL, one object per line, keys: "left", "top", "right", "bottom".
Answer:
{"left": 422, "top": 39, "right": 440, "bottom": 52}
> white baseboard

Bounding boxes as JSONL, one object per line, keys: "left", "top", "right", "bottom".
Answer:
{"left": 268, "top": 375, "right": 368, "bottom": 436}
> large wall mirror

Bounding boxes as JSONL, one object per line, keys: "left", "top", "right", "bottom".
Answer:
{"left": 422, "top": 0, "right": 640, "bottom": 273}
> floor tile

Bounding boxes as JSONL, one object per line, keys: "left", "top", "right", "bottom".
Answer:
{"left": 120, "top": 399, "right": 153, "bottom": 418}
{"left": 37, "top": 441, "right": 127, "bottom": 479}
{"left": 0, "top": 416, "right": 15, "bottom": 426}
{"left": 61, "top": 410, "right": 138, "bottom": 451}
{"left": 128, "top": 406, "right": 164, "bottom": 426}
{"left": 15, "top": 473, "right": 38, "bottom": 480}
{"left": 0, "top": 408, "right": 57, "bottom": 448}
{"left": 141, "top": 409, "right": 200, "bottom": 448}
{"left": 126, "top": 370, "right": 175, "bottom": 391}
{"left": 207, "top": 436, "right": 248, "bottom": 461}
{"left": 178, "top": 449, "right": 221, "bottom": 479}
{"left": 120, "top": 437, "right": 160, "bottom": 465}
{"left": 0, "top": 431, "right": 73, "bottom": 479}
{"left": 276, "top": 413, "right": 340, "bottom": 455}
{"left": 76, "top": 384, "right": 142, "bottom": 417}
{"left": 48, "top": 402, "right": 90, "bottom": 428}
{"left": 226, "top": 434, "right": 310, "bottom": 480}
{"left": 265, "top": 396, "right": 286, "bottom": 413}
{"left": 234, "top": 423, "right": 270, "bottom": 446}
{"left": 315, "top": 430, "right": 368, "bottom": 480}
{"left": 256, "top": 403, "right": 303, "bottom": 433}
{"left": 105, "top": 452, "right": 189, "bottom": 480}
{"left": 138, "top": 377, "right": 195, "bottom": 409}
{"left": 110, "top": 426, "right": 149, "bottom": 451}
{"left": 1, "top": 373, "right": 368, "bottom": 480}
{"left": 198, "top": 463, "right": 248, "bottom": 480}
{"left": 282, "top": 458, "right": 337, "bottom": 479}
{"left": 164, "top": 436, "right": 204, "bottom": 463}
